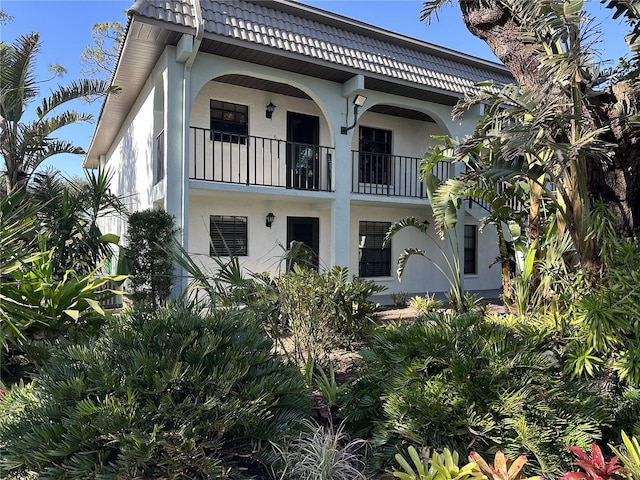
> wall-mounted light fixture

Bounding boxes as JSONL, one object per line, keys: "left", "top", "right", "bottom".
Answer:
{"left": 341, "top": 94, "right": 367, "bottom": 134}
{"left": 265, "top": 102, "right": 276, "bottom": 119}
{"left": 266, "top": 212, "right": 275, "bottom": 228}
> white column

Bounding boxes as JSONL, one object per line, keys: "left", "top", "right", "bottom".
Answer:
{"left": 163, "top": 47, "right": 189, "bottom": 295}
{"left": 331, "top": 128, "right": 353, "bottom": 268}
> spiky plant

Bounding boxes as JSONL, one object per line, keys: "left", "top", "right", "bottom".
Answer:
{"left": 0, "top": 304, "right": 310, "bottom": 479}
{"left": 271, "top": 419, "right": 368, "bottom": 480}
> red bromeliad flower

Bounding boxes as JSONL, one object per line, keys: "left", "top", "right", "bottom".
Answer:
{"left": 563, "top": 443, "right": 624, "bottom": 480}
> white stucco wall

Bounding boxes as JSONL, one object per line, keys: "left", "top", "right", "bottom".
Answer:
{"left": 187, "top": 191, "right": 332, "bottom": 276}
{"left": 98, "top": 78, "right": 157, "bottom": 254}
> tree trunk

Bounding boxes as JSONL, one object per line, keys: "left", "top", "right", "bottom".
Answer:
{"left": 457, "top": 0, "right": 640, "bottom": 240}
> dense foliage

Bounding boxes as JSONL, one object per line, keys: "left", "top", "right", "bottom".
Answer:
{"left": 342, "top": 311, "right": 610, "bottom": 477}
{"left": 265, "top": 265, "right": 384, "bottom": 366}
{"left": 0, "top": 305, "right": 310, "bottom": 479}
{"left": 0, "top": 33, "right": 118, "bottom": 193}
{"left": 126, "top": 208, "right": 178, "bottom": 310}
{"left": 1, "top": 171, "right": 125, "bottom": 385}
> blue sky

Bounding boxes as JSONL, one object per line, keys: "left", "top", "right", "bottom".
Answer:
{"left": 1, "top": 0, "right": 631, "bottom": 180}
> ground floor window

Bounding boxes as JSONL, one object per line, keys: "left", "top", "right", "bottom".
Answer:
{"left": 359, "top": 221, "right": 391, "bottom": 277}
{"left": 464, "top": 224, "right": 477, "bottom": 274}
{"left": 210, "top": 215, "right": 248, "bottom": 256}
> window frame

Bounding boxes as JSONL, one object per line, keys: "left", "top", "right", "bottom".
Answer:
{"left": 358, "top": 126, "right": 392, "bottom": 185}
{"left": 464, "top": 224, "right": 477, "bottom": 275}
{"left": 209, "top": 215, "right": 248, "bottom": 257}
{"left": 358, "top": 220, "right": 392, "bottom": 277}
{"left": 209, "top": 100, "right": 249, "bottom": 144}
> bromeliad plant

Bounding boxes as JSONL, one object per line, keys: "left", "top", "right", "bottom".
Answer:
{"left": 610, "top": 432, "right": 640, "bottom": 480}
{"left": 394, "top": 446, "right": 476, "bottom": 480}
{"left": 563, "top": 443, "right": 624, "bottom": 480}
{"left": 470, "top": 450, "right": 544, "bottom": 480}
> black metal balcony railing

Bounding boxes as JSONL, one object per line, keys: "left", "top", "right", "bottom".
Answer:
{"left": 189, "top": 127, "right": 334, "bottom": 192}
{"left": 168, "top": 127, "right": 453, "bottom": 198}
{"left": 350, "top": 151, "right": 451, "bottom": 198}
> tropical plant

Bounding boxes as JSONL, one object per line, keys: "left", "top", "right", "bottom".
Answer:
{"left": 391, "top": 292, "right": 410, "bottom": 307}
{"left": 420, "top": 0, "right": 640, "bottom": 248}
{"left": 29, "top": 167, "right": 126, "bottom": 278}
{"left": 0, "top": 189, "right": 40, "bottom": 350}
{"left": 563, "top": 443, "right": 624, "bottom": 480}
{"left": 0, "top": 304, "right": 310, "bottom": 479}
{"left": 0, "top": 32, "right": 119, "bottom": 193}
{"left": 384, "top": 216, "right": 468, "bottom": 313}
{"left": 421, "top": 137, "right": 528, "bottom": 302}
{"left": 316, "top": 363, "right": 340, "bottom": 408}
{"left": 470, "top": 450, "right": 543, "bottom": 480}
{"left": 2, "top": 235, "right": 125, "bottom": 383}
{"left": 610, "top": 431, "right": 640, "bottom": 480}
{"left": 271, "top": 419, "right": 368, "bottom": 480}
{"left": 410, "top": 294, "right": 443, "bottom": 315}
{"left": 342, "top": 311, "right": 608, "bottom": 476}
{"left": 126, "top": 208, "right": 178, "bottom": 309}
{"left": 394, "top": 446, "right": 477, "bottom": 480}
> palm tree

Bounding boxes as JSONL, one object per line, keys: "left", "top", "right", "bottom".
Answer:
{"left": 420, "top": 0, "right": 640, "bottom": 245}
{"left": 0, "top": 32, "right": 119, "bottom": 194}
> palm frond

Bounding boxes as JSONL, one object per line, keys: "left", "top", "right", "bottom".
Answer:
{"left": 35, "top": 79, "right": 119, "bottom": 119}
{"left": 420, "top": 0, "right": 456, "bottom": 24}
{"left": 0, "top": 33, "right": 40, "bottom": 123}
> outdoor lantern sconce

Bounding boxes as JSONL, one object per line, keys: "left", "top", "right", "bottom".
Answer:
{"left": 266, "top": 102, "right": 276, "bottom": 119}
{"left": 266, "top": 212, "right": 275, "bottom": 228}
{"left": 341, "top": 94, "right": 367, "bottom": 134}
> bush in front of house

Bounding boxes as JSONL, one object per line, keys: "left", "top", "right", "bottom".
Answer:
{"left": 0, "top": 304, "right": 310, "bottom": 479}
{"left": 125, "top": 208, "right": 178, "bottom": 310}
{"left": 341, "top": 310, "right": 611, "bottom": 477}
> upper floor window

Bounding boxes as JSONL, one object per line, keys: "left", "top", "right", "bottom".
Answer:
{"left": 359, "top": 127, "right": 392, "bottom": 185}
{"left": 464, "top": 225, "right": 477, "bottom": 275}
{"left": 359, "top": 220, "right": 391, "bottom": 277}
{"left": 210, "top": 215, "right": 248, "bottom": 257}
{"left": 210, "top": 100, "right": 248, "bottom": 144}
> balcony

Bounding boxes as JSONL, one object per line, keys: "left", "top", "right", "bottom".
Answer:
{"left": 189, "top": 127, "right": 334, "bottom": 192}
{"left": 350, "top": 150, "right": 450, "bottom": 198}
{"left": 185, "top": 127, "right": 451, "bottom": 199}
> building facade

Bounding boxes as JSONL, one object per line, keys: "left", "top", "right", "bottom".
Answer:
{"left": 86, "top": 0, "right": 513, "bottom": 300}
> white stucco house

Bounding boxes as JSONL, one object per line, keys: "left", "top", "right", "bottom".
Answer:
{"left": 85, "top": 0, "right": 513, "bottom": 301}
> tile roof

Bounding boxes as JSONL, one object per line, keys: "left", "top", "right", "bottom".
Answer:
{"left": 129, "top": 0, "right": 513, "bottom": 97}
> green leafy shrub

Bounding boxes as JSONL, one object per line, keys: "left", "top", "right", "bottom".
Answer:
{"left": 393, "top": 446, "right": 476, "bottom": 480}
{"left": 409, "top": 294, "right": 443, "bottom": 315}
{"left": 126, "top": 208, "right": 178, "bottom": 309}
{"left": 342, "top": 311, "right": 609, "bottom": 477}
{"left": 269, "top": 265, "right": 383, "bottom": 366}
{"left": 391, "top": 292, "right": 409, "bottom": 307}
{"left": 0, "top": 304, "right": 310, "bottom": 479}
